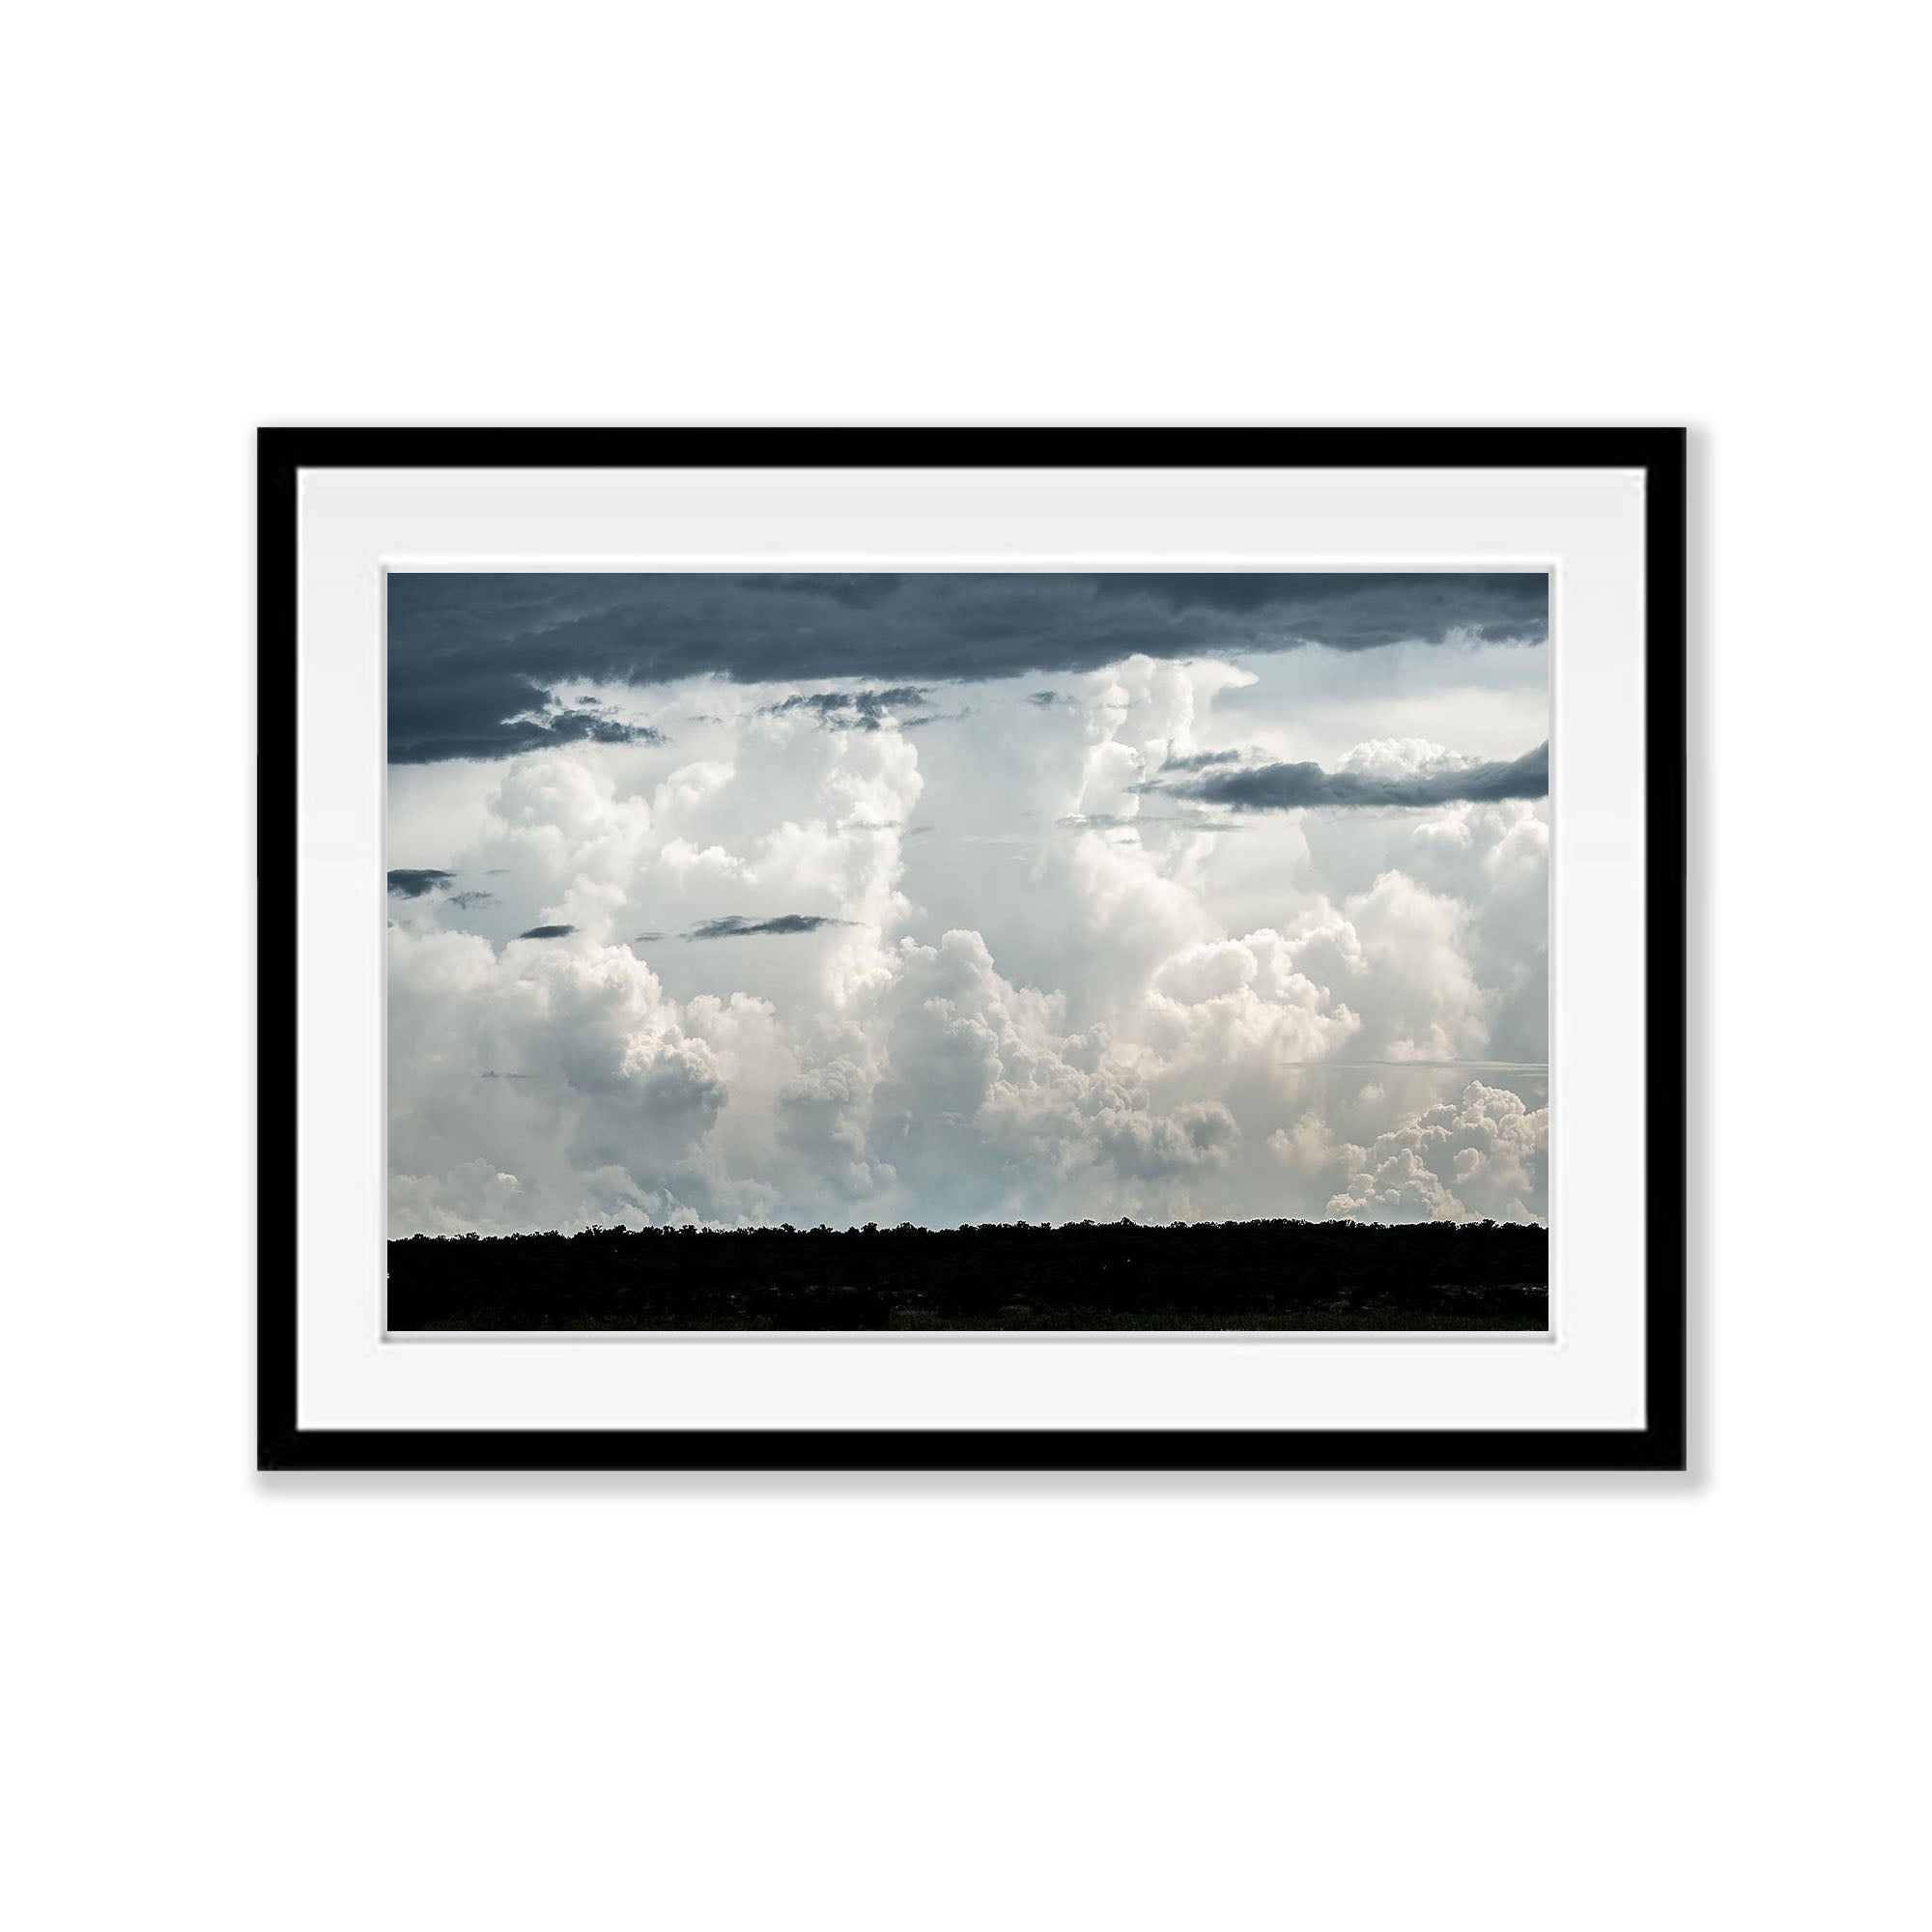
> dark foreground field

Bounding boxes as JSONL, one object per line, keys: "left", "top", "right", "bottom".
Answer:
{"left": 388, "top": 1219, "right": 1548, "bottom": 1332}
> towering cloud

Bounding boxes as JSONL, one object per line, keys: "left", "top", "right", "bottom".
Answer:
{"left": 385, "top": 576, "right": 1549, "bottom": 1234}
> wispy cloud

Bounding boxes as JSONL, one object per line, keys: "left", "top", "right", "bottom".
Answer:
{"left": 1159, "top": 742, "right": 1548, "bottom": 810}
{"left": 685, "top": 914, "right": 852, "bottom": 940}
{"left": 762, "top": 687, "right": 930, "bottom": 731}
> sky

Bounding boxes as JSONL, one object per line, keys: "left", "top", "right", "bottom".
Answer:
{"left": 386, "top": 573, "right": 1549, "bottom": 1236}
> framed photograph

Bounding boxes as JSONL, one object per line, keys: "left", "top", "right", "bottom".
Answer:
{"left": 260, "top": 428, "right": 1686, "bottom": 1471}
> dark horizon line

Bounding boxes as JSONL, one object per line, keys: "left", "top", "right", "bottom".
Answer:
{"left": 392, "top": 1213, "right": 1549, "bottom": 1241}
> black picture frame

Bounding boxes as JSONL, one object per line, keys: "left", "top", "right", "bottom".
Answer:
{"left": 258, "top": 427, "right": 1687, "bottom": 1473}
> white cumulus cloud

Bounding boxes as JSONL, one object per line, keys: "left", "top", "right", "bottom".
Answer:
{"left": 386, "top": 647, "right": 1548, "bottom": 1234}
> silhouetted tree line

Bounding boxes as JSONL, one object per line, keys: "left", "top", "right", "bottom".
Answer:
{"left": 388, "top": 1217, "right": 1548, "bottom": 1332}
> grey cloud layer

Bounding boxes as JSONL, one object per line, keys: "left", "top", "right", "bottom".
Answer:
{"left": 387, "top": 572, "right": 1548, "bottom": 764}
{"left": 388, "top": 692, "right": 667, "bottom": 766}
{"left": 1166, "top": 742, "right": 1548, "bottom": 810}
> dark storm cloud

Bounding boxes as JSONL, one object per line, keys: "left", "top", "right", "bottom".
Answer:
{"left": 1165, "top": 742, "right": 1549, "bottom": 811}
{"left": 1158, "top": 748, "right": 1248, "bottom": 772}
{"left": 1090, "top": 574, "right": 1548, "bottom": 645}
{"left": 386, "top": 867, "right": 454, "bottom": 898}
{"left": 387, "top": 573, "right": 1547, "bottom": 764}
{"left": 735, "top": 573, "right": 905, "bottom": 609}
{"left": 516, "top": 923, "right": 578, "bottom": 940}
{"left": 384, "top": 651, "right": 669, "bottom": 763}
{"left": 761, "top": 686, "right": 929, "bottom": 731}
{"left": 446, "top": 889, "right": 497, "bottom": 910}
{"left": 685, "top": 914, "right": 852, "bottom": 939}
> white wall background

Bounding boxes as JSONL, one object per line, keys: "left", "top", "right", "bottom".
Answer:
{"left": 7, "top": 5, "right": 1924, "bottom": 1927}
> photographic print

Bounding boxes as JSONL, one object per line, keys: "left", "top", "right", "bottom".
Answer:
{"left": 384, "top": 569, "right": 1551, "bottom": 1334}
